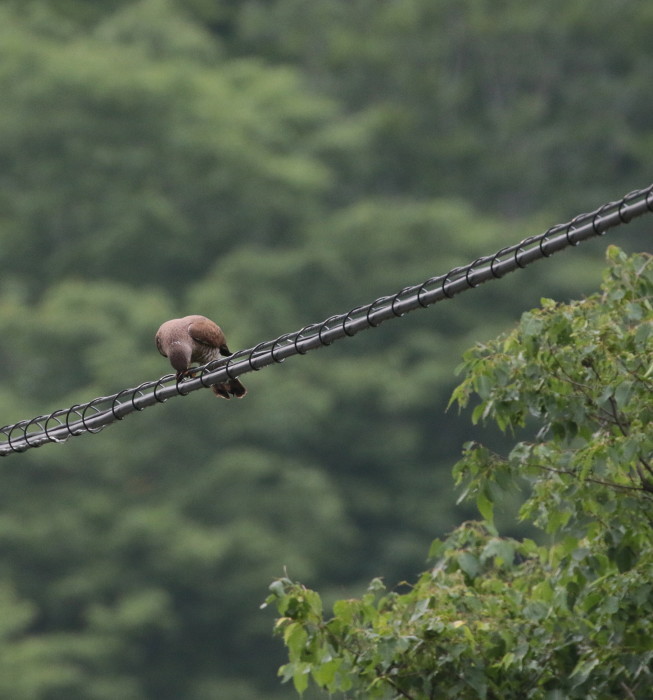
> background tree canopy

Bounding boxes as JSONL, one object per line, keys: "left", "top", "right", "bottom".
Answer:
{"left": 0, "top": 1, "right": 650, "bottom": 698}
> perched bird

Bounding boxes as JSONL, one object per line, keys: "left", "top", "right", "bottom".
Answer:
{"left": 155, "top": 315, "right": 247, "bottom": 399}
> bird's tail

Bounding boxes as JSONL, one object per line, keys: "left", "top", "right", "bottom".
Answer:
{"left": 211, "top": 378, "right": 247, "bottom": 399}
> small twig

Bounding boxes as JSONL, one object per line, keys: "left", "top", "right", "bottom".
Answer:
{"left": 636, "top": 461, "right": 653, "bottom": 493}
{"left": 620, "top": 680, "right": 637, "bottom": 700}
{"left": 607, "top": 396, "right": 630, "bottom": 437}
{"left": 532, "top": 463, "right": 652, "bottom": 496}
{"left": 378, "top": 670, "right": 416, "bottom": 700}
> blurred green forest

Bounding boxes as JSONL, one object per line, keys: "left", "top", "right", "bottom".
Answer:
{"left": 0, "top": 0, "right": 651, "bottom": 698}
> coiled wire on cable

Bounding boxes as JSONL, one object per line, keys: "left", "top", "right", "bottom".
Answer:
{"left": 1, "top": 184, "right": 652, "bottom": 456}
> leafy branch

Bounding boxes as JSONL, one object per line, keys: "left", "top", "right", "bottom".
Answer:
{"left": 270, "top": 249, "right": 653, "bottom": 699}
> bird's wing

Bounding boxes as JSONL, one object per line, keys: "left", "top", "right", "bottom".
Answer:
{"left": 155, "top": 333, "right": 167, "bottom": 357}
{"left": 187, "top": 317, "right": 225, "bottom": 349}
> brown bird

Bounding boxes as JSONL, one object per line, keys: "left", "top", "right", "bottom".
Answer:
{"left": 155, "top": 315, "right": 247, "bottom": 399}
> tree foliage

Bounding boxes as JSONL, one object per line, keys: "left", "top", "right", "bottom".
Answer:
{"left": 237, "top": 0, "right": 653, "bottom": 215}
{"left": 0, "top": 1, "right": 334, "bottom": 296}
{"left": 267, "top": 249, "right": 653, "bottom": 698}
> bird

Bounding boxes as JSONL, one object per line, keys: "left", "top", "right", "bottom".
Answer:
{"left": 155, "top": 315, "right": 247, "bottom": 399}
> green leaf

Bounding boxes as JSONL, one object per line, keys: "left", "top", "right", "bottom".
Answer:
{"left": 476, "top": 490, "right": 494, "bottom": 524}
{"left": 481, "top": 538, "right": 515, "bottom": 568}
{"left": 569, "top": 657, "right": 600, "bottom": 687}
{"left": 332, "top": 599, "right": 357, "bottom": 625}
{"left": 522, "top": 601, "right": 548, "bottom": 622}
{"left": 284, "top": 622, "right": 308, "bottom": 660}
{"left": 613, "top": 380, "right": 634, "bottom": 407}
{"left": 531, "top": 579, "right": 553, "bottom": 603}
{"left": 475, "top": 373, "right": 493, "bottom": 400}
{"left": 311, "top": 658, "right": 342, "bottom": 689}
{"left": 269, "top": 579, "right": 287, "bottom": 598}
{"left": 292, "top": 663, "right": 310, "bottom": 695}
{"left": 280, "top": 661, "right": 311, "bottom": 695}
{"left": 457, "top": 552, "right": 481, "bottom": 579}
{"left": 428, "top": 538, "right": 446, "bottom": 561}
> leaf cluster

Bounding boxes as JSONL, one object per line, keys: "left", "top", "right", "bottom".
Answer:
{"left": 269, "top": 250, "right": 653, "bottom": 698}
{"left": 452, "top": 247, "right": 653, "bottom": 534}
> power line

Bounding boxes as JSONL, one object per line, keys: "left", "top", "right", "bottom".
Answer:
{"left": 1, "top": 184, "right": 652, "bottom": 456}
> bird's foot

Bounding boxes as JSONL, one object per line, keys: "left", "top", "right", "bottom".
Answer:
{"left": 176, "top": 368, "right": 198, "bottom": 382}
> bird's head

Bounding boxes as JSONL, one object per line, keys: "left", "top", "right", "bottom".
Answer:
{"left": 167, "top": 340, "right": 192, "bottom": 373}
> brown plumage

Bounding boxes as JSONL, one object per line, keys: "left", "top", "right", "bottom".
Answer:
{"left": 155, "top": 315, "right": 247, "bottom": 399}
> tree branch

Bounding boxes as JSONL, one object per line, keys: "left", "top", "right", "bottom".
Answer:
{"left": 532, "top": 462, "right": 653, "bottom": 496}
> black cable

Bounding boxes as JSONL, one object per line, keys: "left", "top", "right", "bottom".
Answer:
{"left": 1, "top": 184, "right": 651, "bottom": 456}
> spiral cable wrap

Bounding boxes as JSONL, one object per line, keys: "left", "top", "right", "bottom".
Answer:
{"left": 1, "top": 184, "right": 652, "bottom": 456}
